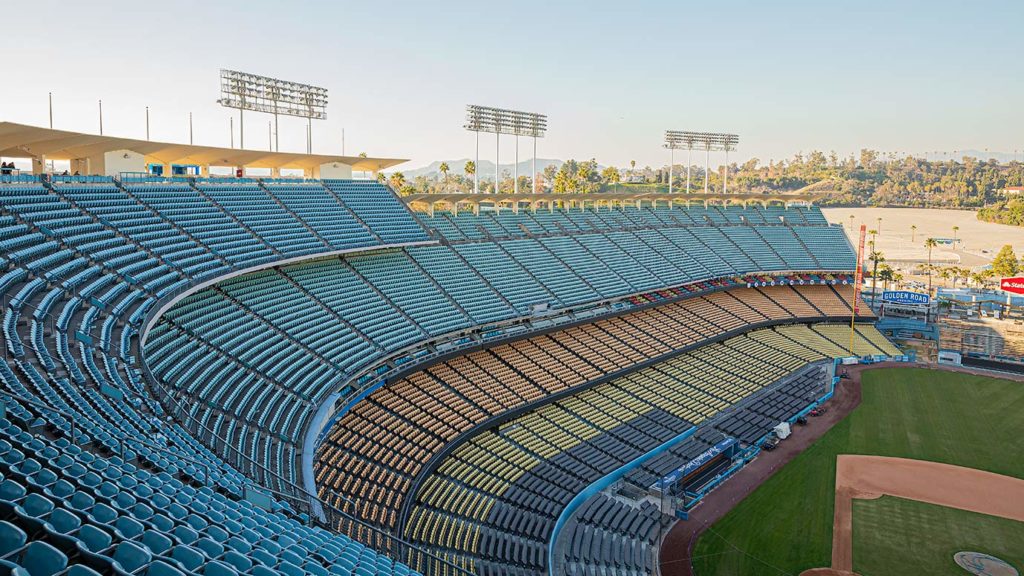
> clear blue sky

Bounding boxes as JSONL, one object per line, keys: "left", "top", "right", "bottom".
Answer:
{"left": 2, "top": 0, "right": 1022, "bottom": 171}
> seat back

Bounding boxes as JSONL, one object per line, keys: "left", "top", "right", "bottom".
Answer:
{"left": 76, "top": 524, "right": 112, "bottom": 553}
{"left": 0, "top": 520, "right": 27, "bottom": 556}
{"left": 113, "top": 541, "right": 152, "bottom": 574}
{"left": 21, "top": 541, "right": 68, "bottom": 576}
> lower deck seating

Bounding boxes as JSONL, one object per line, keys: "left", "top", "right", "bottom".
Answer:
{"left": 314, "top": 285, "right": 864, "bottom": 539}
{"left": 400, "top": 324, "right": 894, "bottom": 575}
{"left": 559, "top": 494, "right": 670, "bottom": 576}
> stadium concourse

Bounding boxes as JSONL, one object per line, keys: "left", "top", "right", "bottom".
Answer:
{"left": 0, "top": 169, "right": 900, "bottom": 576}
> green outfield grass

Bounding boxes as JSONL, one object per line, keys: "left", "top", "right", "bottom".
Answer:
{"left": 853, "top": 496, "right": 1024, "bottom": 575}
{"left": 691, "top": 367, "right": 1024, "bottom": 576}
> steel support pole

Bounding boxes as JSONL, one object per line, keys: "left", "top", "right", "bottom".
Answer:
{"left": 275, "top": 112, "right": 279, "bottom": 152}
{"left": 189, "top": 113, "right": 193, "bottom": 145}
{"left": 98, "top": 100, "right": 103, "bottom": 135}
{"left": 704, "top": 145, "right": 710, "bottom": 193}
{"left": 514, "top": 134, "right": 519, "bottom": 195}
{"left": 240, "top": 107, "right": 244, "bottom": 150}
{"left": 669, "top": 147, "right": 674, "bottom": 194}
{"left": 532, "top": 136, "right": 538, "bottom": 194}
{"left": 495, "top": 132, "right": 500, "bottom": 194}
{"left": 723, "top": 149, "right": 729, "bottom": 194}
{"left": 230, "top": 116, "right": 234, "bottom": 149}
{"left": 686, "top": 146, "right": 692, "bottom": 194}
{"left": 474, "top": 131, "right": 479, "bottom": 194}
{"left": 146, "top": 107, "right": 150, "bottom": 141}
{"left": 48, "top": 92, "right": 53, "bottom": 129}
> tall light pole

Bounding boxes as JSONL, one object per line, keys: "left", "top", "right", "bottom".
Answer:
{"left": 474, "top": 131, "right": 479, "bottom": 194}
{"left": 48, "top": 92, "right": 53, "bottom": 129}
{"left": 98, "top": 100, "right": 104, "bottom": 135}
{"left": 189, "top": 113, "right": 194, "bottom": 145}
{"left": 146, "top": 106, "right": 150, "bottom": 141}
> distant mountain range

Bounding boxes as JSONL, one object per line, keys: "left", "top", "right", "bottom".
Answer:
{"left": 393, "top": 158, "right": 564, "bottom": 179}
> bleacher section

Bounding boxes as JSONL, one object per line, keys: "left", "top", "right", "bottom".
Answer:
{"left": 401, "top": 324, "right": 896, "bottom": 575}
{"left": 0, "top": 177, "right": 434, "bottom": 575}
{"left": 417, "top": 204, "right": 831, "bottom": 242}
{"left": 314, "top": 285, "right": 865, "bottom": 537}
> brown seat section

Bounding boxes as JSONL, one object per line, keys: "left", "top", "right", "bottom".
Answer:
{"left": 314, "top": 283, "right": 865, "bottom": 533}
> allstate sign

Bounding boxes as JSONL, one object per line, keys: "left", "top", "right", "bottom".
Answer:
{"left": 882, "top": 290, "right": 930, "bottom": 305}
{"left": 1002, "top": 277, "right": 1024, "bottom": 295}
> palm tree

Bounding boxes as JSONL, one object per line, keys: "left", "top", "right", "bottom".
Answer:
{"left": 925, "top": 238, "right": 939, "bottom": 294}
{"left": 388, "top": 171, "right": 406, "bottom": 191}
{"left": 878, "top": 265, "right": 895, "bottom": 291}
{"left": 939, "top": 267, "right": 952, "bottom": 287}
{"left": 868, "top": 249, "right": 884, "bottom": 306}
{"left": 952, "top": 225, "right": 960, "bottom": 247}
{"left": 464, "top": 161, "right": 475, "bottom": 179}
{"left": 848, "top": 214, "right": 855, "bottom": 232}
{"left": 439, "top": 162, "right": 450, "bottom": 191}
{"left": 876, "top": 217, "right": 882, "bottom": 236}
{"left": 910, "top": 224, "right": 917, "bottom": 243}
{"left": 376, "top": 172, "right": 386, "bottom": 184}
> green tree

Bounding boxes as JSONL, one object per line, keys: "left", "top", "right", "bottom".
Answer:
{"left": 439, "top": 162, "right": 450, "bottom": 191}
{"left": 925, "top": 238, "right": 938, "bottom": 293}
{"left": 464, "top": 161, "right": 475, "bottom": 178}
{"left": 868, "top": 249, "right": 885, "bottom": 305}
{"left": 388, "top": 171, "right": 406, "bottom": 191}
{"left": 992, "top": 244, "right": 1020, "bottom": 277}
{"left": 877, "top": 264, "right": 895, "bottom": 291}
{"left": 910, "top": 224, "right": 917, "bottom": 243}
{"left": 601, "top": 166, "right": 621, "bottom": 185}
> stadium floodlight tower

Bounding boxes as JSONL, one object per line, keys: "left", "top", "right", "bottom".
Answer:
{"left": 664, "top": 131, "right": 739, "bottom": 193}
{"left": 217, "top": 69, "right": 328, "bottom": 153}
{"left": 465, "top": 105, "right": 547, "bottom": 194}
